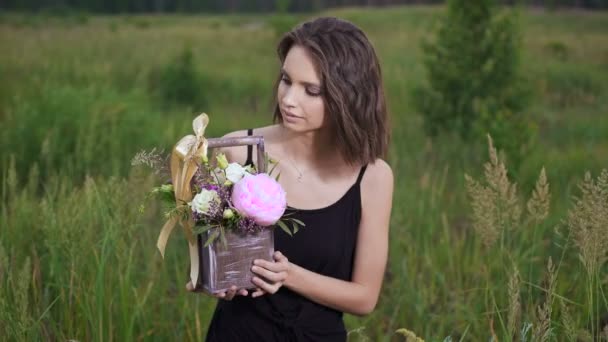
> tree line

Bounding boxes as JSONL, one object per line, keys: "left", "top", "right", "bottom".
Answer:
{"left": 1, "top": 0, "right": 606, "bottom": 13}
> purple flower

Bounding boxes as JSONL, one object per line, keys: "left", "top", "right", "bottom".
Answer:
{"left": 237, "top": 217, "right": 263, "bottom": 233}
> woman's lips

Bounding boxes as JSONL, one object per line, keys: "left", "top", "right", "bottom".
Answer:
{"left": 283, "top": 110, "right": 302, "bottom": 119}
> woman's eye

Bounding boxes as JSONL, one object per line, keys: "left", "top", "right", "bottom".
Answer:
{"left": 306, "top": 88, "right": 321, "bottom": 97}
{"left": 280, "top": 76, "right": 291, "bottom": 85}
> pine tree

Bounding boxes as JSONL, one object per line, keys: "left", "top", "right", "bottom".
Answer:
{"left": 413, "top": 0, "right": 533, "bottom": 166}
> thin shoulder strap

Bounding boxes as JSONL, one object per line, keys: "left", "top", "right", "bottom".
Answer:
{"left": 245, "top": 128, "right": 254, "bottom": 167}
{"left": 355, "top": 164, "right": 368, "bottom": 186}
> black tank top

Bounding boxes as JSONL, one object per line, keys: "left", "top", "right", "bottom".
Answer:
{"left": 205, "top": 128, "right": 367, "bottom": 342}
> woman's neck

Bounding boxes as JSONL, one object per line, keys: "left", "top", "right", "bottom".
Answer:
{"left": 276, "top": 124, "right": 344, "bottom": 170}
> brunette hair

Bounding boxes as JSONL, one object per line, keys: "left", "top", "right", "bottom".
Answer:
{"left": 273, "top": 17, "right": 390, "bottom": 166}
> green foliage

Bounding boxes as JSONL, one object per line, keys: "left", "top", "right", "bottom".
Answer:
{"left": 540, "top": 64, "right": 604, "bottom": 108}
{"left": 267, "top": 14, "right": 298, "bottom": 38}
{"left": 275, "top": 0, "right": 291, "bottom": 13}
{"left": 38, "top": 4, "right": 90, "bottom": 24}
{"left": 543, "top": 40, "right": 570, "bottom": 61}
{"left": 0, "top": 7, "right": 607, "bottom": 341}
{"left": 0, "top": 85, "right": 168, "bottom": 188}
{"left": 149, "top": 46, "right": 207, "bottom": 109}
{"left": 0, "top": 9, "right": 90, "bottom": 28}
{"left": 413, "top": 0, "right": 533, "bottom": 167}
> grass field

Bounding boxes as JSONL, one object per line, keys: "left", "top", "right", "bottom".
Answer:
{"left": 1, "top": 5, "right": 607, "bottom": 341}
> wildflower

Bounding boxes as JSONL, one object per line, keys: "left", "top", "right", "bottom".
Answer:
{"left": 225, "top": 163, "right": 249, "bottom": 183}
{"left": 216, "top": 153, "right": 229, "bottom": 169}
{"left": 190, "top": 189, "right": 220, "bottom": 215}
{"left": 223, "top": 209, "right": 235, "bottom": 219}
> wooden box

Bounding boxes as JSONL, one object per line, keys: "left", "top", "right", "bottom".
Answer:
{"left": 192, "top": 135, "right": 275, "bottom": 294}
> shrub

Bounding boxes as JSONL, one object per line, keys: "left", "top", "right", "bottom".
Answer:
{"left": 149, "top": 46, "right": 207, "bottom": 109}
{"left": 413, "top": 0, "right": 533, "bottom": 167}
{"left": 544, "top": 41, "right": 570, "bottom": 61}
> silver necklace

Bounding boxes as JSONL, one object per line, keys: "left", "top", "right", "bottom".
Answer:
{"left": 286, "top": 155, "right": 306, "bottom": 183}
{"left": 279, "top": 127, "right": 310, "bottom": 182}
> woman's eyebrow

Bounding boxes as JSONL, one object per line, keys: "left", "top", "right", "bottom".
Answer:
{"left": 280, "top": 68, "right": 321, "bottom": 88}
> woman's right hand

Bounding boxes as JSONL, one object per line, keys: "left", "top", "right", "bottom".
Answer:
{"left": 185, "top": 282, "right": 249, "bottom": 300}
{"left": 213, "top": 285, "right": 249, "bottom": 300}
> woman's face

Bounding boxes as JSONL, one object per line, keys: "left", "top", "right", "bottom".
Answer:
{"left": 277, "top": 45, "right": 325, "bottom": 132}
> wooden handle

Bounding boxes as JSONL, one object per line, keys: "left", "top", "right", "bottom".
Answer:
{"left": 206, "top": 136, "right": 266, "bottom": 173}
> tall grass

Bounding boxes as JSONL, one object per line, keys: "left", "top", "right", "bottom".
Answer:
{"left": 1, "top": 6, "right": 607, "bottom": 341}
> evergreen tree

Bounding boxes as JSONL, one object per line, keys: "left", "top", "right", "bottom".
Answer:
{"left": 413, "top": 0, "right": 534, "bottom": 165}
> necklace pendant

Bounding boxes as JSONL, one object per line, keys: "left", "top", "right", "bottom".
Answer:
{"left": 297, "top": 174, "right": 303, "bottom": 182}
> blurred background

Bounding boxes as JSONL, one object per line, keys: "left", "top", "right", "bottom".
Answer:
{"left": 1, "top": 0, "right": 607, "bottom": 341}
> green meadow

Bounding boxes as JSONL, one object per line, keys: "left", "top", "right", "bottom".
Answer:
{"left": 1, "top": 6, "right": 607, "bottom": 341}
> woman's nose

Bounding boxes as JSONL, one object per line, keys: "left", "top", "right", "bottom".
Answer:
{"left": 281, "top": 86, "right": 297, "bottom": 108}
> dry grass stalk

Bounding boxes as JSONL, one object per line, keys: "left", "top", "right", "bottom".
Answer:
{"left": 578, "top": 329, "right": 593, "bottom": 342}
{"left": 507, "top": 265, "right": 521, "bottom": 339}
{"left": 0, "top": 243, "right": 8, "bottom": 336}
{"left": 347, "top": 326, "right": 370, "bottom": 341}
{"left": 0, "top": 243, "right": 7, "bottom": 284}
{"left": 527, "top": 167, "right": 550, "bottom": 223}
{"left": 395, "top": 328, "right": 425, "bottom": 342}
{"left": 483, "top": 135, "right": 521, "bottom": 228}
{"left": 567, "top": 169, "right": 608, "bottom": 276}
{"left": 16, "top": 257, "right": 31, "bottom": 338}
{"left": 465, "top": 174, "right": 500, "bottom": 246}
{"left": 465, "top": 135, "right": 521, "bottom": 247}
{"left": 130, "top": 148, "right": 170, "bottom": 179}
{"left": 559, "top": 299, "right": 577, "bottom": 341}
{"left": 533, "top": 257, "right": 556, "bottom": 342}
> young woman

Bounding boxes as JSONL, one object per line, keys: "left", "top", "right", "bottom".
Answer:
{"left": 188, "top": 16, "right": 394, "bottom": 341}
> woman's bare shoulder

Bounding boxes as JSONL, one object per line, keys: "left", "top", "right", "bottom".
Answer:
{"left": 360, "top": 158, "right": 394, "bottom": 201}
{"left": 364, "top": 159, "right": 393, "bottom": 180}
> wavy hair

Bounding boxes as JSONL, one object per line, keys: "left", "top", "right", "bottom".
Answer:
{"left": 273, "top": 17, "right": 390, "bottom": 165}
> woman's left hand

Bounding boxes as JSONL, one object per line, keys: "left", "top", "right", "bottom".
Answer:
{"left": 250, "top": 251, "right": 290, "bottom": 298}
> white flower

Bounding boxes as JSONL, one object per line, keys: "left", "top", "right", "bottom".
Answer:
{"left": 223, "top": 209, "right": 235, "bottom": 219}
{"left": 225, "top": 163, "right": 249, "bottom": 183}
{"left": 190, "top": 189, "right": 220, "bottom": 215}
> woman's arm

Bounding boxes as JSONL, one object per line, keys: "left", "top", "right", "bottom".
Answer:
{"left": 251, "top": 159, "right": 394, "bottom": 316}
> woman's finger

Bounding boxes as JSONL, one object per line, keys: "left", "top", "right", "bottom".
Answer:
{"left": 225, "top": 286, "right": 238, "bottom": 300}
{"left": 253, "top": 259, "right": 288, "bottom": 273}
{"left": 185, "top": 281, "right": 194, "bottom": 292}
{"left": 214, "top": 286, "right": 236, "bottom": 300}
{"left": 212, "top": 286, "right": 249, "bottom": 299}
{"left": 251, "top": 287, "right": 267, "bottom": 298}
{"left": 251, "top": 276, "right": 281, "bottom": 294}
{"left": 251, "top": 265, "right": 287, "bottom": 284}
{"left": 273, "top": 251, "right": 288, "bottom": 262}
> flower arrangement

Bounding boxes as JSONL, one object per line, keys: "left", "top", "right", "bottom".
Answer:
{"left": 134, "top": 113, "right": 304, "bottom": 292}
{"left": 155, "top": 151, "right": 304, "bottom": 248}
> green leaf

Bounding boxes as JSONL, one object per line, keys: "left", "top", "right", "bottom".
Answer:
{"left": 291, "top": 220, "right": 299, "bottom": 234}
{"left": 276, "top": 220, "right": 292, "bottom": 236}
{"left": 268, "top": 159, "right": 279, "bottom": 177}
{"left": 204, "top": 229, "right": 220, "bottom": 247}
{"left": 192, "top": 224, "right": 214, "bottom": 235}
{"left": 290, "top": 218, "right": 305, "bottom": 226}
{"left": 219, "top": 226, "right": 228, "bottom": 248}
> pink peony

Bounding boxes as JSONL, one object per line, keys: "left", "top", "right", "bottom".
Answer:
{"left": 231, "top": 173, "right": 287, "bottom": 226}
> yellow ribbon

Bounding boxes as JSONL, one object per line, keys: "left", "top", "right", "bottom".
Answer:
{"left": 157, "top": 113, "right": 210, "bottom": 287}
